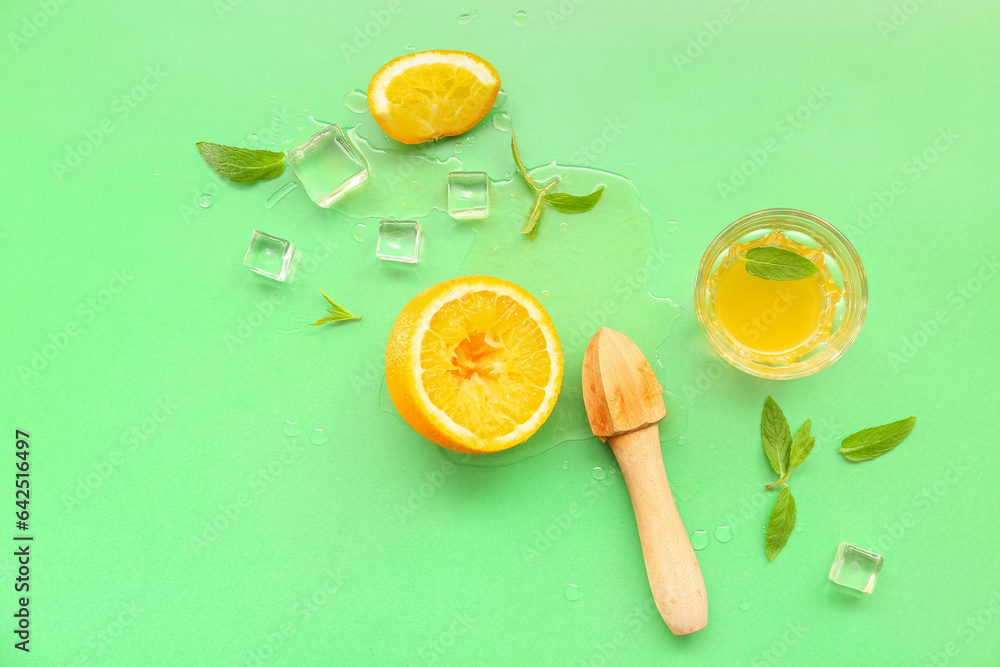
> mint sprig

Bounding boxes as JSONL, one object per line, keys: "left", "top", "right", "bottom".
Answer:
{"left": 760, "top": 396, "right": 813, "bottom": 560}
{"left": 309, "top": 288, "right": 361, "bottom": 326}
{"left": 510, "top": 128, "right": 605, "bottom": 239}
{"left": 839, "top": 417, "right": 916, "bottom": 461}
{"left": 745, "top": 247, "right": 818, "bottom": 281}
{"left": 196, "top": 142, "right": 285, "bottom": 184}
{"left": 758, "top": 397, "right": 918, "bottom": 561}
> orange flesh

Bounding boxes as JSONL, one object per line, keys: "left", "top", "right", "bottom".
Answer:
{"left": 419, "top": 291, "right": 551, "bottom": 439}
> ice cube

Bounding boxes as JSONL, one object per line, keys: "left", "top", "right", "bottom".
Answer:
{"left": 243, "top": 230, "right": 294, "bottom": 282}
{"left": 829, "top": 542, "right": 883, "bottom": 594}
{"left": 447, "top": 171, "right": 489, "bottom": 220}
{"left": 285, "top": 125, "right": 368, "bottom": 208}
{"left": 376, "top": 220, "right": 421, "bottom": 264}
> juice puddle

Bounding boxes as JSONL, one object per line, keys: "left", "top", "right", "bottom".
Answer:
{"left": 256, "top": 110, "right": 683, "bottom": 467}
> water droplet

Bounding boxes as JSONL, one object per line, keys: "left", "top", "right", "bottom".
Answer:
{"left": 492, "top": 112, "right": 511, "bottom": 132}
{"left": 198, "top": 194, "right": 213, "bottom": 208}
{"left": 677, "top": 436, "right": 687, "bottom": 446}
{"left": 513, "top": 10, "right": 528, "bottom": 26}
{"left": 607, "top": 463, "right": 616, "bottom": 475}
{"left": 503, "top": 170, "right": 512, "bottom": 180}
{"left": 664, "top": 220, "right": 681, "bottom": 233}
{"left": 715, "top": 526, "right": 734, "bottom": 543}
{"left": 560, "top": 222, "right": 568, "bottom": 229}
{"left": 404, "top": 45, "right": 417, "bottom": 51}
{"left": 457, "top": 10, "right": 478, "bottom": 25}
{"left": 344, "top": 89, "right": 368, "bottom": 114}
{"left": 311, "top": 429, "right": 328, "bottom": 445}
{"left": 561, "top": 461, "right": 568, "bottom": 470}
{"left": 739, "top": 600, "right": 751, "bottom": 612}
{"left": 673, "top": 476, "right": 698, "bottom": 502}
{"left": 492, "top": 89, "right": 507, "bottom": 109}
{"left": 264, "top": 181, "right": 299, "bottom": 210}
{"left": 564, "top": 584, "right": 581, "bottom": 601}
{"left": 691, "top": 530, "right": 709, "bottom": 551}
{"left": 283, "top": 421, "right": 301, "bottom": 437}
{"left": 541, "top": 290, "right": 550, "bottom": 297}
{"left": 352, "top": 222, "right": 367, "bottom": 242}
{"left": 591, "top": 466, "right": 607, "bottom": 480}
{"left": 244, "top": 132, "right": 259, "bottom": 147}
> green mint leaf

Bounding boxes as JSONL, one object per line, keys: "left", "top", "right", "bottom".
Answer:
{"left": 310, "top": 288, "right": 360, "bottom": 326}
{"left": 745, "top": 247, "right": 818, "bottom": 281}
{"left": 522, "top": 192, "right": 545, "bottom": 239}
{"left": 543, "top": 186, "right": 605, "bottom": 213}
{"left": 765, "top": 486, "right": 796, "bottom": 561}
{"left": 839, "top": 417, "right": 916, "bottom": 461}
{"left": 790, "top": 420, "right": 816, "bottom": 468}
{"left": 510, "top": 129, "right": 539, "bottom": 191}
{"left": 761, "top": 396, "right": 793, "bottom": 477}
{"left": 196, "top": 142, "right": 285, "bottom": 184}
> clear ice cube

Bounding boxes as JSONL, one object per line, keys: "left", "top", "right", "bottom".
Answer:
{"left": 376, "top": 220, "right": 421, "bottom": 263}
{"left": 447, "top": 171, "right": 489, "bottom": 220}
{"left": 829, "top": 542, "right": 883, "bottom": 594}
{"left": 243, "top": 230, "right": 294, "bottom": 282}
{"left": 285, "top": 125, "right": 368, "bottom": 208}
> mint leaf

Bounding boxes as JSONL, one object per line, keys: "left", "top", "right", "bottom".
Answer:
{"left": 745, "top": 247, "right": 818, "bottom": 281}
{"left": 309, "top": 288, "right": 360, "bottom": 326}
{"left": 839, "top": 417, "right": 916, "bottom": 461}
{"left": 765, "top": 486, "right": 796, "bottom": 561}
{"left": 761, "top": 396, "right": 792, "bottom": 477}
{"left": 790, "top": 419, "right": 815, "bottom": 468}
{"left": 196, "top": 142, "right": 285, "bottom": 184}
{"left": 543, "top": 186, "right": 605, "bottom": 213}
{"left": 510, "top": 129, "right": 539, "bottom": 191}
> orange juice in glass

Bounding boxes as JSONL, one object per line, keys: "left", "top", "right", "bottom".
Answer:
{"left": 695, "top": 209, "right": 867, "bottom": 379}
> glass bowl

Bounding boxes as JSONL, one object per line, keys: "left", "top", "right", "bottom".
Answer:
{"left": 694, "top": 208, "right": 867, "bottom": 379}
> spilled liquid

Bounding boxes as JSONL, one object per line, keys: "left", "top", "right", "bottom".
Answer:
{"left": 246, "top": 104, "right": 684, "bottom": 469}
{"left": 344, "top": 90, "right": 368, "bottom": 114}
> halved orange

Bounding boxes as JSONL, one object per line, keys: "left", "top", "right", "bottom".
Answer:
{"left": 367, "top": 50, "right": 501, "bottom": 145}
{"left": 385, "top": 276, "right": 563, "bottom": 453}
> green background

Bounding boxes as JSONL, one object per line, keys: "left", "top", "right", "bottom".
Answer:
{"left": 3, "top": 0, "right": 999, "bottom": 665}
